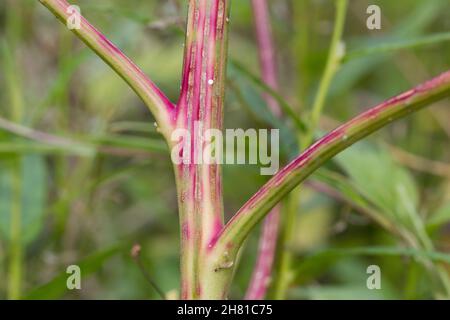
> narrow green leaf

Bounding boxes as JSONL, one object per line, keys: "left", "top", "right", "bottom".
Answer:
{"left": 229, "top": 60, "right": 308, "bottom": 133}
{"left": 428, "top": 202, "right": 450, "bottom": 228}
{"left": 335, "top": 143, "right": 420, "bottom": 231}
{"left": 330, "top": 0, "right": 446, "bottom": 96}
{"left": 344, "top": 32, "right": 450, "bottom": 62}
{"left": 295, "top": 246, "right": 450, "bottom": 283}
{"left": 228, "top": 68, "right": 299, "bottom": 159}
{"left": 290, "top": 285, "right": 392, "bottom": 300}
{"left": 91, "top": 134, "right": 167, "bottom": 153}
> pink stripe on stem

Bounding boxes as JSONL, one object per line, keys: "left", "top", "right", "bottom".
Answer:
{"left": 245, "top": 207, "right": 280, "bottom": 300}
{"left": 245, "top": 0, "right": 282, "bottom": 300}
{"left": 175, "top": 0, "right": 230, "bottom": 299}
{"left": 251, "top": 0, "right": 281, "bottom": 117}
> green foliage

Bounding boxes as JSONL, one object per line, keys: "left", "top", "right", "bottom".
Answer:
{"left": 428, "top": 202, "right": 450, "bottom": 228}
{"left": 335, "top": 143, "right": 422, "bottom": 233}
{"left": 0, "top": 0, "right": 449, "bottom": 299}
{"left": 344, "top": 32, "right": 450, "bottom": 62}
{"left": 0, "top": 155, "right": 48, "bottom": 245}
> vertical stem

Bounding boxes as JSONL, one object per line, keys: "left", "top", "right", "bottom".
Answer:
{"left": 245, "top": 0, "right": 281, "bottom": 300}
{"left": 307, "top": 0, "right": 348, "bottom": 143}
{"left": 174, "top": 0, "right": 230, "bottom": 300}
{"left": 251, "top": 0, "right": 281, "bottom": 117}
{"left": 8, "top": 160, "right": 22, "bottom": 300}
{"left": 270, "top": 187, "right": 299, "bottom": 299}
{"left": 271, "top": 0, "right": 348, "bottom": 299}
{"left": 293, "top": 0, "right": 312, "bottom": 108}
{"left": 5, "top": 0, "right": 24, "bottom": 299}
{"left": 245, "top": 207, "right": 280, "bottom": 300}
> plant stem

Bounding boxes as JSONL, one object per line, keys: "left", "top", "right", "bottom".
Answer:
{"left": 307, "top": 0, "right": 348, "bottom": 143}
{"left": 174, "top": 0, "right": 230, "bottom": 300}
{"left": 251, "top": 0, "right": 281, "bottom": 117}
{"left": 212, "top": 69, "right": 450, "bottom": 262}
{"left": 245, "top": 209, "right": 280, "bottom": 299}
{"left": 8, "top": 160, "right": 22, "bottom": 300}
{"left": 245, "top": 0, "right": 281, "bottom": 300}
{"left": 38, "top": 0, "right": 175, "bottom": 138}
{"left": 270, "top": 0, "right": 348, "bottom": 299}
{"left": 270, "top": 186, "right": 299, "bottom": 299}
{"left": 4, "top": 2, "right": 24, "bottom": 299}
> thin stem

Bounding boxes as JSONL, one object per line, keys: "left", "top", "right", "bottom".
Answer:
{"left": 245, "top": 209, "right": 280, "bottom": 300}
{"left": 244, "top": 0, "right": 281, "bottom": 300}
{"left": 130, "top": 244, "right": 166, "bottom": 300}
{"left": 5, "top": 2, "right": 24, "bottom": 299}
{"left": 388, "top": 144, "right": 450, "bottom": 178}
{"left": 269, "top": 187, "right": 299, "bottom": 300}
{"left": 0, "top": 116, "right": 92, "bottom": 154}
{"left": 251, "top": 0, "right": 281, "bottom": 117}
{"left": 7, "top": 160, "right": 22, "bottom": 300}
{"left": 38, "top": 0, "right": 175, "bottom": 138}
{"left": 308, "top": 0, "right": 348, "bottom": 142}
{"left": 212, "top": 70, "right": 450, "bottom": 260}
{"left": 270, "top": 0, "right": 348, "bottom": 299}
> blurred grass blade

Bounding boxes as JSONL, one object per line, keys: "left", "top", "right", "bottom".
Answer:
{"left": 295, "top": 246, "right": 450, "bottom": 283}
{"left": 25, "top": 246, "right": 121, "bottom": 300}
{"left": 91, "top": 134, "right": 167, "bottom": 153}
{"left": 0, "top": 142, "right": 92, "bottom": 155}
{"left": 1, "top": 40, "right": 23, "bottom": 121}
{"left": 229, "top": 60, "right": 307, "bottom": 133}
{"left": 344, "top": 32, "right": 450, "bottom": 62}
{"left": 0, "top": 117, "right": 94, "bottom": 156}
{"left": 290, "top": 285, "right": 393, "bottom": 300}
{"left": 109, "top": 121, "right": 159, "bottom": 135}
{"left": 335, "top": 143, "right": 420, "bottom": 232}
{"left": 428, "top": 202, "right": 450, "bottom": 228}
{"left": 228, "top": 69, "right": 299, "bottom": 159}
{"left": 33, "top": 51, "right": 89, "bottom": 122}
{"left": 312, "top": 168, "right": 399, "bottom": 235}
{"left": 0, "top": 116, "right": 167, "bottom": 156}
{"left": 330, "top": 0, "right": 446, "bottom": 96}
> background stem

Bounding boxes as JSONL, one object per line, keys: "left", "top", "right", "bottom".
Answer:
{"left": 7, "top": 160, "right": 22, "bottom": 300}
{"left": 308, "top": 0, "right": 348, "bottom": 139}
{"left": 270, "top": 187, "right": 299, "bottom": 299}
{"left": 270, "top": 0, "right": 348, "bottom": 299}
{"left": 245, "top": 0, "right": 282, "bottom": 300}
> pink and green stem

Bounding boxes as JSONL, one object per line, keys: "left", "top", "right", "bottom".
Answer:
{"left": 210, "top": 70, "right": 450, "bottom": 264}
{"left": 245, "top": 0, "right": 282, "bottom": 300}
{"left": 38, "top": 0, "right": 175, "bottom": 139}
{"left": 173, "top": 0, "right": 230, "bottom": 299}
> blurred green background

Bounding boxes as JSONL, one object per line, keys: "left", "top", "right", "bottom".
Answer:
{"left": 0, "top": 0, "right": 450, "bottom": 299}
